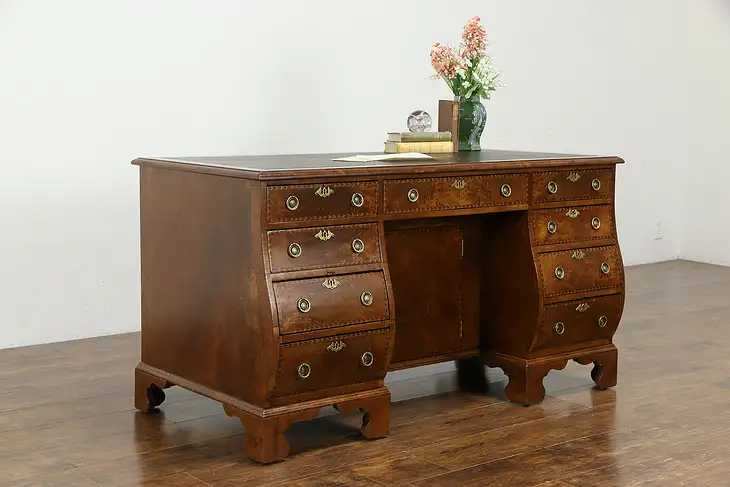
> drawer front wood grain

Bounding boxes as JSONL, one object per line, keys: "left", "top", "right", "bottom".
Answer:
{"left": 273, "top": 328, "right": 390, "bottom": 397}
{"left": 532, "top": 169, "right": 614, "bottom": 203}
{"left": 383, "top": 173, "right": 528, "bottom": 214}
{"left": 531, "top": 294, "right": 623, "bottom": 353}
{"left": 530, "top": 205, "right": 614, "bottom": 246}
{"left": 268, "top": 223, "right": 381, "bottom": 273}
{"left": 273, "top": 271, "right": 389, "bottom": 335}
{"left": 537, "top": 245, "right": 623, "bottom": 298}
{"left": 267, "top": 181, "right": 378, "bottom": 223}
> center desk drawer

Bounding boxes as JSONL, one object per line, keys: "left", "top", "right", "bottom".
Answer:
{"left": 273, "top": 271, "right": 389, "bottom": 335}
{"left": 530, "top": 205, "right": 614, "bottom": 245}
{"left": 383, "top": 174, "right": 528, "bottom": 214}
{"left": 268, "top": 223, "right": 381, "bottom": 273}
{"left": 267, "top": 182, "right": 378, "bottom": 224}
{"left": 537, "top": 245, "right": 623, "bottom": 299}
{"left": 273, "top": 328, "right": 389, "bottom": 397}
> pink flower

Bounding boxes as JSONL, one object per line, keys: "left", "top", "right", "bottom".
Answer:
{"left": 462, "top": 16, "right": 487, "bottom": 58}
{"left": 430, "top": 42, "right": 463, "bottom": 80}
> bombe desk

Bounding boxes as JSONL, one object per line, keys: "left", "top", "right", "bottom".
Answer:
{"left": 132, "top": 150, "right": 625, "bottom": 464}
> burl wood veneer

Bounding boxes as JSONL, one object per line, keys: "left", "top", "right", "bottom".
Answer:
{"left": 132, "top": 150, "right": 625, "bottom": 463}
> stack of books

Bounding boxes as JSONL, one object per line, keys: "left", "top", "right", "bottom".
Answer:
{"left": 383, "top": 131, "right": 454, "bottom": 154}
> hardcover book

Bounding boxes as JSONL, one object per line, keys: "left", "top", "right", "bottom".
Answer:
{"left": 384, "top": 141, "right": 454, "bottom": 154}
{"left": 387, "top": 131, "right": 452, "bottom": 143}
{"left": 438, "top": 100, "right": 459, "bottom": 152}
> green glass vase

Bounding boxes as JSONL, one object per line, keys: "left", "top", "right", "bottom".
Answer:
{"left": 457, "top": 95, "right": 487, "bottom": 151}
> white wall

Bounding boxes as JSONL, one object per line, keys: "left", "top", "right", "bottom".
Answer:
{"left": 1, "top": 0, "right": 715, "bottom": 350}
{"left": 677, "top": 1, "right": 730, "bottom": 266}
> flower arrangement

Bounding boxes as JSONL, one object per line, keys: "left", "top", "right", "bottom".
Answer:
{"left": 430, "top": 16, "right": 503, "bottom": 101}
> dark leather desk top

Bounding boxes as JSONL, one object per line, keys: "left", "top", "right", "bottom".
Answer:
{"left": 133, "top": 149, "right": 623, "bottom": 180}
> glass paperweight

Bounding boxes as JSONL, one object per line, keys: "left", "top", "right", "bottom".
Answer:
{"left": 407, "top": 110, "right": 432, "bottom": 132}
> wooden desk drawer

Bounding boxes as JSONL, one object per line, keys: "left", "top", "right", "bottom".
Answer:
{"left": 273, "top": 328, "right": 389, "bottom": 397}
{"left": 532, "top": 169, "right": 613, "bottom": 203}
{"left": 383, "top": 174, "right": 528, "bottom": 214}
{"left": 267, "top": 181, "right": 378, "bottom": 224}
{"left": 268, "top": 223, "right": 381, "bottom": 273}
{"left": 530, "top": 205, "right": 614, "bottom": 246}
{"left": 537, "top": 245, "right": 623, "bottom": 299}
{"left": 273, "top": 271, "right": 389, "bottom": 335}
{"left": 532, "top": 294, "right": 622, "bottom": 353}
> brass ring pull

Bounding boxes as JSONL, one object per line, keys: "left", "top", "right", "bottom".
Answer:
{"left": 360, "top": 291, "right": 373, "bottom": 306}
{"left": 352, "top": 238, "right": 365, "bottom": 253}
{"left": 500, "top": 184, "right": 512, "bottom": 197}
{"left": 592, "top": 178, "right": 601, "bottom": 191}
{"left": 407, "top": 188, "right": 419, "bottom": 203}
{"left": 285, "top": 195, "right": 299, "bottom": 211}
{"left": 361, "top": 352, "right": 374, "bottom": 367}
{"left": 297, "top": 298, "right": 311, "bottom": 313}
{"left": 554, "top": 267, "right": 565, "bottom": 280}
{"left": 297, "top": 363, "right": 311, "bottom": 379}
{"left": 547, "top": 220, "right": 557, "bottom": 234}
{"left": 351, "top": 193, "right": 364, "bottom": 208}
{"left": 591, "top": 217, "right": 601, "bottom": 230}
{"left": 547, "top": 181, "right": 558, "bottom": 194}
{"left": 600, "top": 262, "right": 611, "bottom": 274}
{"left": 288, "top": 243, "right": 302, "bottom": 258}
{"left": 598, "top": 315, "right": 608, "bottom": 328}
{"left": 553, "top": 322, "right": 565, "bottom": 335}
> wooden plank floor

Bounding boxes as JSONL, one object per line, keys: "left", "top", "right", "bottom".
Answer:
{"left": 2, "top": 260, "right": 730, "bottom": 486}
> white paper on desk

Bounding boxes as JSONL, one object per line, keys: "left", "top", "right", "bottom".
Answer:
{"left": 332, "top": 153, "right": 434, "bottom": 163}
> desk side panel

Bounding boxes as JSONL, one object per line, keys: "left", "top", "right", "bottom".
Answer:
{"left": 139, "top": 167, "right": 275, "bottom": 406}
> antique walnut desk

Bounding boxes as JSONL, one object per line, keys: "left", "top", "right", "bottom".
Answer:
{"left": 132, "top": 150, "right": 625, "bottom": 463}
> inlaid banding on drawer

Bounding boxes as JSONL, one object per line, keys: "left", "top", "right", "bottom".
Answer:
{"left": 273, "top": 271, "right": 389, "bottom": 334}
{"left": 532, "top": 169, "right": 614, "bottom": 203}
{"left": 537, "top": 245, "right": 623, "bottom": 298}
{"left": 273, "top": 328, "right": 390, "bottom": 397}
{"left": 531, "top": 294, "right": 623, "bottom": 353}
{"left": 268, "top": 224, "right": 381, "bottom": 273}
{"left": 383, "top": 174, "right": 528, "bottom": 214}
{"left": 267, "top": 181, "right": 378, "bottom": 224}
{"left": 530, "top": 205, "right": 615, "bottom": 245}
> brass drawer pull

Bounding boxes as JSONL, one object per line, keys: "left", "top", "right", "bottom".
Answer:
{"left": 566, "top": 172, "right": 581, "bottom": 182}
{"left": 600, "top": 262, "right": 611, "bottom": 274}
{"left": 352, "top": 238, "right": 365, "bottom": 253}
{"left": 576, "top": 303, "right": 591, "bottom": 312}
{"left": 351, "top": 192, "right": 364, "bottom": 207}
{"left": 315, "top": 229, "right": 335, "bottom": 241}
{"left": 285, "top": 195, "right": 299, "bottom": 211}
{"left": 297, "top": 298, "right": 311, "bottom": 313}
{"left": 297, "top": 363, "right": 311, "bottom": 379}
{"left": 554, "top": 267, "right": 565, "bottom": 280}
{"left": 598, "top": 315, "right": 608, "bottom": 328}
{"left": 407, "top": 188, "right": 419, "bottom": 203}
{"left": 327, "top": 341, "right": 346, "bottom": 352}
{"left": 591, "top": 217, "right": 601, "bottom": 230}
{"left": 566, "top": 208, "right": 580, "bottom": 218}
{"left": 360, "top": 291, "right": 373, "bottom": 306}
{"left": 288, "top": 243, "right": 302, "bottom": 258}
{"left": 592, "top": 178, "right": 601, "bottom": 191}
{"left": 553, "top": 322, "right": 565, "bottom": 335}
{"left": 500, "top": 184, "right": 512, "bottom": 197}
{"left": 361, "top": 352, "right": 374, "bottom": 367}
{"left": 315, "top": 186, "right": 334, "bottom": 198}
{"left": 547, "top": 181, "right": 558, "bottom": 194}
{"left": 547, "top": 220, "right": 557, "bottom": 234}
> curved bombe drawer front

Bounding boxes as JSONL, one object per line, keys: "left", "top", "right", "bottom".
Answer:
{"left": 273, "top": 271, "right": 389, "bottom": 335}
{"left": 537, "top": 245, "right": 623, "bottom": 299}
{"left": 267, "top": 181, "right": 378, "bottom": 224}
{"left": 531, "top": 294, "right": 623, "bottom": 353}
{"left": 530, "top": 204, "right": 614, "bottom": 246}
{"left": 268, "top": 223, "right": 381, "bottom": 273}
{"left": 532, "top": 168, "right": 614, "bottom": 204}
{"left": 383, "top": 173, "right": 528, "bottom": 215}
{"left": 272, "top": 328, "right": 390, "bottom": 398}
